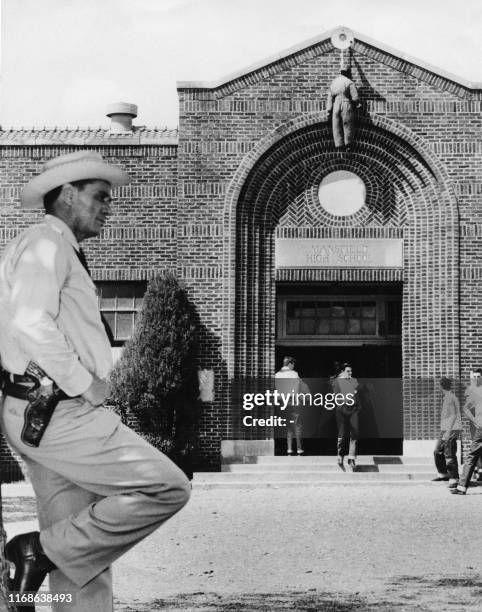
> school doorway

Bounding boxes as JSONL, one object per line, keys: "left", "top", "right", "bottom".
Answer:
{"left": 275, "top": 282, "right": 403, "bottom": 455}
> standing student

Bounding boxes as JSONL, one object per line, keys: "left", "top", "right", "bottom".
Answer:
{"left": 432, "top": 377, "right": 461, "bottom": 488}
{"left": 332, "top": 362, "right": 359, "bottom": 468}
{"left": 451, "top": 368, "right": 482, "bottom": 495}
{"left": 275, "top": 356, "right": 304, "bottom": 455}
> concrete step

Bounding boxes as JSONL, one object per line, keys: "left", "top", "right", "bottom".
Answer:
{"left": 197, "top": 455, "right": 441, "bottom": 488}
{"left": 224, "top": 455, "right": 434, "bottom": 466}
{"left": 222, "top": 463, "right": 435, "bottom": 472}
{"left": 193, "top": 481, "right": 440, "bottom": 489}
{"left": 195, "top": 471, "right": 435, "bottom": 483}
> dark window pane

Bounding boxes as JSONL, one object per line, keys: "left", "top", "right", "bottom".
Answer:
{"left": 346, "top": 304, "right": 360, "bottom": 318}
{"left": 117, "top": 284, "right": 134, "bottom": 309}
{"left": 99, "top": 284, "right": 116, "bottom": 309}
{"left": 294, "top": 305, "right": 305, "bottom": 318}
{"left": 331, "top": 303, "right": 345, "bottom": 318}
{"left": 117, "top": 313, "right": 134, "bottom": 340}
{"left": 361, "top": 319, "right": 376, "bottom": 334}
{"left": 133, "top": 284, "right": 145, "bottom": 297}
{"left": 331, "top": 319, "right": 345, "bottom": 334}
{"left": 387, "top": 301, "right": 402, "bottom": 335}
{"left": 347, "top": 319, "right": 361, "bottom": 334}
{"left": 300, "top": 302, "right": 316, "bottom": 318}
{"left": 287, "top": 302, "right": 297, "bottom": 318}
{"left": 318, "top": 304, "right": 330, "bottom": 318}
{"left": 100, "top": 285, "right": 117, "bottom": 298}
{"left": 300, "top": 319, "right": 316, "bottom": 334}
{"left": 287, "top": 319, "right": 300, "bottom": 335}
{"left": 300, "top": 318, "right": 316, "bottom": 334}
{"left": 361, "top": 303, "right": 376, "bottom": 318}
{"left": 317, "top": 319, "right": 330, "bottom": 334}
{"left": 103, "top": 312, "right": 115, "bottom": 337}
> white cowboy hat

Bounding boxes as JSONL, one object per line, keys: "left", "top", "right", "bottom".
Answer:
{"left": 21, "top": 150, "right": 131, "bottom": 209}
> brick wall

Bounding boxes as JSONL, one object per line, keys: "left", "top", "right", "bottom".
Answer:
{"left": 0, "top": 33, "right": 481, "bottom": 471}
{"left": 177, "top": 38, "right": 481, "bottom": 465}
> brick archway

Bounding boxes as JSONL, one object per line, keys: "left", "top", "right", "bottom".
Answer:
{"left": 224, "top": 113, "right": 459, "bottom": 442}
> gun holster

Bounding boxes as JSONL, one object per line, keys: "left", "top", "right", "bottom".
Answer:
{"left": 20, "top": 362, "right": 65, "bottom": 447}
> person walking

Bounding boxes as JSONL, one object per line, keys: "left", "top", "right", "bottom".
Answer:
{"left": 451, "top": 369, "right": 482, "bottom": 495}
{"left": 0, "top": 151, "right": 191, "bottom": 611}
{"left": 432, "top": 377, "right": 461, "bottom": 488}
{"left": 332, "top": 362, "right": 359, "bottom": 468}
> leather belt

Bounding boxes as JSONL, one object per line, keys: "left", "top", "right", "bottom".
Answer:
{"left": 10, "top": 373, "right": 36, "bottom": 384}
{"left": 3, "top": 382, "right": 72, "bottom": 402}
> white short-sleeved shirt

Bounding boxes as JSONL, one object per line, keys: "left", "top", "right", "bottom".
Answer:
{"left": 0, "top": 215, "right": 112, "bottom": 396}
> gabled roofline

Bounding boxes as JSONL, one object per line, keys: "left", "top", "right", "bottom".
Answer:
{"left": 177, "top": 26, "right": 482, "bottom": 92}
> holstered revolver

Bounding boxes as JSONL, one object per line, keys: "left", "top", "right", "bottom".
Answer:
{"left": 21, "top": 361, "right": 64, "bottom": 447}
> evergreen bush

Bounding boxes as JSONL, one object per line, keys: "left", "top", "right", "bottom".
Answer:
{"left": 109, "top": 273, "right": 200, "bottom": 478}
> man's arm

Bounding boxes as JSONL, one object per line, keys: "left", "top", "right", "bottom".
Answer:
{"left": 10, "top": 232, "right": 93, "bottom": 397}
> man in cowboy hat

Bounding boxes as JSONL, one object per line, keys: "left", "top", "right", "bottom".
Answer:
{"left": 326, "top": 65, "right": 362, "bottom": 151}
{"left": 0, "top": 151, "right": 191, "bottom": 611}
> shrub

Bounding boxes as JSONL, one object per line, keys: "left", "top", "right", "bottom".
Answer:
{"left": 109, "top": 273, "right": 200, "bottom": 477}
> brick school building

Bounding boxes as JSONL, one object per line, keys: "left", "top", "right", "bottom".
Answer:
{"left": 0, "top": 27, "right": 481, "bottom": 471}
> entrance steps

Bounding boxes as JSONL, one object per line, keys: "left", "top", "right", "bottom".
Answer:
{"left": 193, "top": 455, "right": 438, "bottom": 489}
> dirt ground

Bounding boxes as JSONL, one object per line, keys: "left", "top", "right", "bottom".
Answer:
{"left": 3, "top": 483, "right": 482, "bottom": 611}
{"left": 111, "top": 484, "right": 482, "bottom": 611}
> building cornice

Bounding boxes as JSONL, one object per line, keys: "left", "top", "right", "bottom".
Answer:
{"left": 0, "top": 127, "right": 179, "bottom": 146}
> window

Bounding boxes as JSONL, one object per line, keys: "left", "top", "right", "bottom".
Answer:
{"left": 278, "top": 295, "right": 401, "bottom": 343}
{"left": 97, "top": 282, "right": 147, "bottom": 345}
{"left": 285, "top": 299, "right": 377, "bottom": 336}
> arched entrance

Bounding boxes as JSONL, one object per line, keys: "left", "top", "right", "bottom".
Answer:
{"left": 223, "top": 112, "right": 459, "bottom": 453}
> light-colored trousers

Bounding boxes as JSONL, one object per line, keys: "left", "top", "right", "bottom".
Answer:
{"left": 331, "top": 98, "right": 355, "bottom": 148}
{"left": 1, "top": 395, "right": 191, "bottom": 612}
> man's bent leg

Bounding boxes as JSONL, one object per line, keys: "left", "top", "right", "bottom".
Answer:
{"left": 2, "top": 397, "right": 191, "bottom": 589}
{"left": 26, "top": 458, "right": 113, "bottom": 612}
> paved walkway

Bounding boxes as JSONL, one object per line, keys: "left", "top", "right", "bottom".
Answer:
{"left": 3, "top": 483, "right": 482, "bottom": 611}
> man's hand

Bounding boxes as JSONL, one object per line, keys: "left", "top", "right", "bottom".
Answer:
{"left": 82, "top": 376, "right": 110, "bottom": 407}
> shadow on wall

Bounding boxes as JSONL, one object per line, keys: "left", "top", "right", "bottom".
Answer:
{"left": 352, "top": 56, "right": 387, "bottom": 101}
{"left": 196, "top": 319, "right": 228, "bottom": 472}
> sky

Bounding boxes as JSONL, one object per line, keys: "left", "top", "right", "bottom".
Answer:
{"left": 0, "top": 0, "right": 481, "bottom": 129}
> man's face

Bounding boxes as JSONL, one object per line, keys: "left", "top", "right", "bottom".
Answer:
{"left": 70, "top": 180, "right": 112, "bottom": 241}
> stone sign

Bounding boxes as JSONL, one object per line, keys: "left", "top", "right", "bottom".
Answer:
{"left": 275, "top": 239, "right": 403, "bottom": 268}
